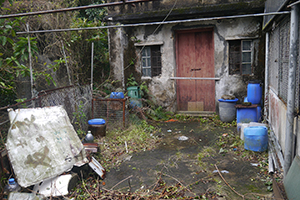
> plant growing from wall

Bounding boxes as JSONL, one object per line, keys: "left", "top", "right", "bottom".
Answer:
{"left": 126, "top": 74, "right": 138, "bottom": 87}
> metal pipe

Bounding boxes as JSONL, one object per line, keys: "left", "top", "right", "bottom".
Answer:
{"left": 123, "top": 100, "right": 126, "bottom": 127}
{"left": 61, "top": 41, "right": 72, "bottom": 85}
{"left": 17, "top": 11, "right": 291, "bottom": 35}
{"left": 27, "top": 23, "right": 35, "bottom": 107}
{"left": 0, "top": 0, "right": 154, "bottom": 19}
{"left": 170, "top": 77, "right": 220, "bottom": 80}
{"left": 120, "top": 28, "right": 125, "bottom": 91}
{"left": 268, "top": 150, "right": 274, "bottom": 173}
{"left": 91, "top": 42, "right": 94, "bottom": 93}
{"left": 284, "top": 4, "right": 299, "bottom": 177}
{"left": 264, "top": 32, "right": 269, "bottom": 121}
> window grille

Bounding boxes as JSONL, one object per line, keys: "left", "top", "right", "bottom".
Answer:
{"left": 267, "top": 16, "right": 299, "bottom": 112}
{"left": 278, "top": 17, "right": 289, "bottom": 104}
{"left": 141, "top": 45, "right": 162, "bottom": 77}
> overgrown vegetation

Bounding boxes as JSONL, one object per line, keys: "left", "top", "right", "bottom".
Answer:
{"left": 0, "top": 0, "right": 109, "bottom": 108}
{"left": 67, "top": 114, "right": 273, "bottom": 199}
{"left": 96, "top": 117, "right": 159, "bottom": 170}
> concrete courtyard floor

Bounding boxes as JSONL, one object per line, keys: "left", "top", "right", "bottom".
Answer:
{"left": 103, "top": 120, "right": 273, "bottom": 199}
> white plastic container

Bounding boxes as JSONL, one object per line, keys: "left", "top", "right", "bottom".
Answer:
{"left": 237, "top": 122, "right": 267, "bottom": 140}
{"left": 3, "top": 178, "right": 21, "bottom": 199}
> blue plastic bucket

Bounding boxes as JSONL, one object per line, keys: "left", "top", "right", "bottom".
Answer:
{"left": 110, "top": 92, "right": 124, "bottom": 99}
{"left": 247, "top": 80, "right": 262, "bottom": 104}
{"left": 88, "top": 119, "right": 106, "bottom": 137}
{"left": 244, "top": 126, "right": 268, "bottom": 152}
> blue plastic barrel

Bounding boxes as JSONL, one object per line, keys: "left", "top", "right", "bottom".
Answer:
{"left": 110, "top": 92, "right": 124, "bottom": 99}
{"left": 247, "top": 80, "right": 262, "bottom": 104}
{"left": 88, "top": 119, "right": 106, "bottom": 137}
{"left": 236, "top": 106, "right": 258, "bottom": 123}
{"left": 257, "top": 105, "right": 261, "bottom": 122}
{"left": 244, "top": 126, "right": 268, "bottom": 152}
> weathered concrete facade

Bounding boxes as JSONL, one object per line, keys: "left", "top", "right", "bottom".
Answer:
{"left": 264, "top": 0, "right": 300, "bottom": 177}
{"left": 107, "top": 0, "right": 265, "bottom": 112}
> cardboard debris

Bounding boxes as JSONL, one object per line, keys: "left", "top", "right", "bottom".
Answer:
{"left": 6, "top": 106, "right": 88, "bottom": 188}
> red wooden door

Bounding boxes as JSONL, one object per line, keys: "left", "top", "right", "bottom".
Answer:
{"left": 176, "top": 29, "right": 215, "bottom": 112}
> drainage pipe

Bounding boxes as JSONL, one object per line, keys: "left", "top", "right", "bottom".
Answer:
{"left": 284, "top": 4, "right": 299, "bottom": 177}
{"left": 264, "top": 32, "right": 269, "bottom": 122}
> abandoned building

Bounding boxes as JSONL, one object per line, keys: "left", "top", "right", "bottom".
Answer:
{"left": 106, "top": 0, "right": 266, "bottom": 114}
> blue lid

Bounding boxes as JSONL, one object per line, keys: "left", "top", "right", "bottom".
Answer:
{"left": 9, "top": 178, "right": 16, "bottom": 184}
{"left": 88, "top": 118, "right": 106, "bottom": 125}
{"left": 218, "top": 98, "right": 238, "bottom": 102}
{"left": 248, "top": 80, "right": 261, "bottom": 84}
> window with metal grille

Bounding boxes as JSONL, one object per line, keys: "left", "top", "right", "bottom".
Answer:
{"left": 229, "top": 40, "right": 253, "bottom": 75}
{"left": 141, "top": 46, "right": 162, "bottom": 77}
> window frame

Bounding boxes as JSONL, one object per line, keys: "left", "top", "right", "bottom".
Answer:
{"left": 228, "top": 39, "right": 253, "bottom": 75}
{"left": 140, "top": 45, "right": 162, "bottom": 78}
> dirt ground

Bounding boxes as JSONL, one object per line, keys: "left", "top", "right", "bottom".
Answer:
{"left": 102, "top": 120, "right": 273, "bottom": 199}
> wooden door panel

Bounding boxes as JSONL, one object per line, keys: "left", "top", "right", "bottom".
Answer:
{"left": 176, "top": 29, "right": 215, "bottom": 111}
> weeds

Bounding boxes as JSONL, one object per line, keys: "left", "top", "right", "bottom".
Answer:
{"left": 96, "top": 120, "right": 159, "bottom": 170}
{"left": 72, "top": 100, "right": 88, "bottom": 138}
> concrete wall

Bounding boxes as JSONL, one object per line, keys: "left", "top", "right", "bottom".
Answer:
{"left": 108, "top": 16, "right": 263, "bottom": 112}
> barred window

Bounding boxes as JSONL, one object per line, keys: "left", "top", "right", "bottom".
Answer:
{"left": 141, "top": 46, "right": 162, "bottom": 77}
{"left": 229, "top": 40, "right": 253, "bottom": 75}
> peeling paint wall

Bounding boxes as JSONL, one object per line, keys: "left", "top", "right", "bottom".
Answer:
{"left": 266, "top": 14, "right": 300, "bottom": 160}
{"left": 269, "top": 89, "right": 287, "bottom": 153}
{"left": 108, "top": 27, "right": 124, "bottom": 86}
{"left": 108, "top": 16, "right": 263, "bottom": 112}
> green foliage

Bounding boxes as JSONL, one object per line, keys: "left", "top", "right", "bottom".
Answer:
{"left": 73, "top": 100, "right": 87, "bottom": 137}
{"left": 140, "top": 81, "right": 149, "bottom": 98}
{"left": 67, "top": 16, "right": 109, "bottom": 84}
{"left": 84, "top": 0, "right": 107, "bottom": 21}
{"left": 126, "top": 74, "right": 138, "bottom": 87}
{"left": 0, "top": 13, "right": 61, "bottom": 107}
{"left": 15, "top": 98, "right": 27, "bottom": 108}
{"left": 145, "top": 106, "right": 171, "bottom": 121}
{"left": 97, "top": 118, "right": 158, "bottom": 170}
{"left": 0, "top": 17, "right": 27, "bottom": 106}
{"left": 0, "top": 0, "right": 110, "bottom": 107}
{"left": 13, "top": 37, "right": 39, "bottom": 62}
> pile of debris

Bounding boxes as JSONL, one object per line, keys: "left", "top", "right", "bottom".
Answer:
{"left": 1, "top": 106, "right": 105, "bottom": 199}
